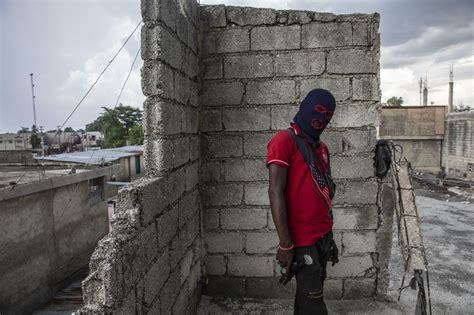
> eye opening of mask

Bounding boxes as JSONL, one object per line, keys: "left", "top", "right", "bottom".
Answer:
{"left": 311, "top": 119, "right": 324, "bottom": 129}
{"left": 314, "top": 104, "right": 326, "bottom": 113}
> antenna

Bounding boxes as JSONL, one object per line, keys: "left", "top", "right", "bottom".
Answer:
{"left": 419, "top": 77, "right": 423, "bottom": 106}
{"left": 30, "top": 73, "right": 37, "bottom": 127}
{"left": 423, "top": 76, "right": 429, "bottom": 106}
{"left": 448, "top": 66, "right": 454, "bottom": 112}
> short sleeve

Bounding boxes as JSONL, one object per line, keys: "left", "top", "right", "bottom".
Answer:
{"left": 266, "top": 131, "right": 295, "bottom": 168}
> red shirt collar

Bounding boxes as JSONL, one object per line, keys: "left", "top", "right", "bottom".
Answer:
{"left": 290, "top": 122, "right": 303, "bottom": 137}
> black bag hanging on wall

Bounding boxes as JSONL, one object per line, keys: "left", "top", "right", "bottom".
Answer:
{"left": 374, "top": 140, "right": 392, "bottom": 178}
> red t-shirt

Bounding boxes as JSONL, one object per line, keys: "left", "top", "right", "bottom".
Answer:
{"left": 266, "top": 124, "right": 333, "bottom": 247}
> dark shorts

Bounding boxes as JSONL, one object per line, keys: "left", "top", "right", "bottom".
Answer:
{"left": 294, "top": 232, "right": 332, "bottom": 315}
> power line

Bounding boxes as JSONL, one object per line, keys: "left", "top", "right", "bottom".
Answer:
{"left": 114, "top": 46, "right": 141, "bottom": 108}
{"left": 55, "top": 19, "right": 143, "bottom": 133}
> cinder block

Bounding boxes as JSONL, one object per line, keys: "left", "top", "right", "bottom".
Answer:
{"left": 167, "top": 167, "right": 186, "bottom": 204}
{"left": 244, "top": 182, "right": 270, "bottom": 205}
{"left": 332, "top": 206, "right": 378, "bottom": 230}
{"left": 312, "top": 12, "right": 337, "bottom": 22}
{"left": 331, "top": 103, "right": 380, "bottom": 128}
{"left": 188, "top": 260, "right": 201, "bottom": 293}
{"left": 200, "top": 161, "right": 223, "bottom": 183}
{"left": 204, "top": 208, "right": 219, "bottom": 230}
{"left": 247, "top": 80, "right": 296, "bottom": 105}
{"left": 327, "top": 254, "right": 373, "bottom": 278}
{"left": 184, "top": 161, "right": 199, "bottom": 191}
{"left": 271, "top": 105, "right": 298, "bottom": 130}
{"left": 159, "top": 269, "right": 181, "bottom": 314}
{"left": 189, "top": 135, "right": 200, "bottom": 162}
{"left": 156, "top": 208, "right": 179, "bottom": 249}
{"left": 158, "top": 26, "right": 184, "bottom": 71}
{"left": 223, "top": 158, "right": 268, "bottom": 182}
{"left": 300, "top": 77, "right": 351, "bottom": 102}
{"left": 251, "top": 25, "right": 300, "bottom": 51}
{"left": 178, "top": 190, "right": 199, "bottom": 228}
{"left": 275, "top": 51, "right": 325, "bottom": 77}
{"left": 206, "top": 232, "right": 243, "bottom": 253}
{"left": 324, "top": 279, "right": 343, "bottom": 299}
{"left": 201, "top": 81, "right": 244, "bottom": 106}
{"left": 221, "top": 208, "right": 267, "bottom": 230}
{"left": 200, "top": 5, "right": 227, "bottom": 28}
{"left": 141, "top": 61, "right": 174, "bottom": 98}
{"left": 203, "top": 135, "right": 243, "bottom": 158}
{"left": 344, "top": 278, "right": 376, "bottom": 298}
{"left": 141, "top": 25, "right": 160, "bottom": 61}
{"left": 203, "top": 29, "right": 249, "bottom": 54}
{"left": 353, "top": 76, "right": 379, "bottom": 101}
{"left": 245, "top": 232, "right": 278, "bottom": 254}
{"left": 174, "top": 72, "right": 191, "bottom": 105}
{"left": 203, "top": 184, "right": 243, "bottom": 206}
{"left": 224, "top": 54, "right": 273, "bottom": 78}
{"left": 222, "top": 107, "right": 271, "bottom": 131}
{"left": 227, "top": 256, "right": 274, "bottom": 277}
{"left": 321, "top": 130, "right": 343, "bottom": 154}
{"left": 302, "top": 22, "right": 352, "bottom": 48}
{"left": 172, "top": 136, "right": 190, "bottom": 168}
{"left": 327, "top": 49, "right": 376, "bottom": 74}
{"left": 201, "top": 109, "right": 222, "bottom": 132}
{"left": 246, "top": 277, "right": 296, "bottom": 298}
{"left": 205, "top": 255, "right": 226, "bottom": 275}
{"left": 184, "top": 106, "right": 199, "bottom": 134}
{"left": 331, "top": 155, "right": 374, "bottom": 179}
{"left": 172, "top": 281, "right": 189, "bottom": 315}
{"left": 144, "top": 248, "right": 170, "bottom": 305}
{"left": 353, "top": 22, "right": 369, "bottom": 46}
{"left": 139, "top": 177, "right": 168, "bottom": 225}
{"left": 202, "top": 57, "right": 223, "bottom": 79}
{"left": 338, "top": 180, "right": 379, "bottom": 205}
{"left": 343, "top": 231, "right": 377, "bottom": 254}
{"left": 287, "top": 11, "right": 312, "bottom": 24}
{"left": 180, "top": 250, "right": 194, "bottom": 284}
{"left": 226, "top": 6, "right": 277, "bottom": 26}
{"left": 243, "top": 133, "right": 274, "bottom": 157}
{"left": 141, "top": 0, "right": 177, "bottom": 30}
{"left": 143, "top": 100, "right": 184, "bottom": 136}
{"left": 341, "top": 128, "right": 377, "bottom": 154}
{"left": 203, "top": 276, "right": 246, "bottom": 297}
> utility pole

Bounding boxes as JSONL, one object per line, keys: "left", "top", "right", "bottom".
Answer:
{"left": 30, "top": 73, "right": 37, "bottom": 127}
{"left": 448, "top": 66, "right": 454, "bottom": 113}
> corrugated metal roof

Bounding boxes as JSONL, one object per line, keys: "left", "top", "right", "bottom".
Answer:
{"left": 35, "top": 145, "right": 143, "bottom": 165}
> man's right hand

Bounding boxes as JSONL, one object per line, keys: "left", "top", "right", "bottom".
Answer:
{"left": 276, "top": 247, "right": 294, "bottom": 269}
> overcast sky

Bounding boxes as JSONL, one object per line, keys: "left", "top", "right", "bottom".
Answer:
{"left": 0, "top": 0, "right": 473, "bottom": 132}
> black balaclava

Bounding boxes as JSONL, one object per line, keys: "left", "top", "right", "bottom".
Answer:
{"left": 293, "top": 88, "right": 336, "bottom": 145}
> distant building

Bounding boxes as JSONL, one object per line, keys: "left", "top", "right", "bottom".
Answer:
{"left": 82, "top": 131, "right": 104, "bottom": 150}
{"left": 35, "top": 145, "right": 144, "bottom": 181}
{"left": 0, "top": 133, "right": 32, "bottom": 151}
{"left": 379, "top": 105, "right": 447, "bottom": 175}
{"left": 443, "top": 111, "right": 474, "bottom": 180}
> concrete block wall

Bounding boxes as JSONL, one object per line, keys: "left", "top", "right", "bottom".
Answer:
{"left": 81, "top": 0, "right": 202, "bottom": 313}
{"left": 200, "top": 5, "right": 386, "bottom": 299}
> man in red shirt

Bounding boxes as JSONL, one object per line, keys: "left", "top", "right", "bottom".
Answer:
{"left": 267, "top": 88, "right": 338, "bottom": 314}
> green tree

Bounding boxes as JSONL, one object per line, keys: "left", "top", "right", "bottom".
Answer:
{"left": 128, "top": 125, "right": 144, "bottom": 145}
{"left": 386, "top": 96, "right": 404, "bottom": 107}
{"left": 86, "top": 105, "right": 143, "bottom": 148}
{"left": 64, "top": 127, "right": 75, "bottom": 132}
{"left": 18, "top": 127, "right": 30, "bottom": 133}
